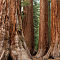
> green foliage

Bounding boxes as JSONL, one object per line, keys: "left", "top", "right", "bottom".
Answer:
{"left": 48, "top": 0, "right": 51, "bottom": 2}
{"left": 33, "top": 0, "right": 40, "bottom": 50}
{"left": 21, "top": 0, "right": 30, "bottom": 7}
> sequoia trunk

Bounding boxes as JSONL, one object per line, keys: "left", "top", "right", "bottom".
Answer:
{"left": 43, "top": 0, "right": 60, "bottom": 59}
{"left": 22, "top": 0, "right": 34, "bottom": 53}
{"left": 0, "top": 0, "right": 32, "bottom": 60}
{"left": 36, "top": 0, "right": 48, "bottom": 58}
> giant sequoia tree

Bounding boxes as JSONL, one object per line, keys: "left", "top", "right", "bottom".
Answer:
{"left": 22, "top": 0, "right": 34, "bottom": 53}
{"left": 0, "top": 0, "right": 32, "bottom": 60}
{"left": 36, "top": 0, "right": 48, "bottom": 58}
{"left": 42, "top": 0, "right": 60, "bottom": 59}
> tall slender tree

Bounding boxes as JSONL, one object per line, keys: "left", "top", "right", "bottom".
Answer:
{"left": 22, "top": 0, "right": 34, "bottom": 54}
{"left": 36, "top": 0, "right": 48, "bottom": 58}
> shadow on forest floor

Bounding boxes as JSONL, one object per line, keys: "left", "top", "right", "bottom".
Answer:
{"left": 7, "top": 54, "right": 12, "bottom": 60}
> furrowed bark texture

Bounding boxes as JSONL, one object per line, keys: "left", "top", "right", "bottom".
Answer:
{"left": 22, "top": 0, "right": 34, "bottom": 53}
{"left": 17, "top": 0, "right": 22, "bottom": 32}
{"left": 36, "top": 0, "right": 48, "bottom": 58}
{"left": 0, "top": 0, "right": 9, "bottom": 59}
{"left": 9, "top": 0, "right": 32, "bottom": 60}
{"left": 43, "top": 0, "right": 60, "bottom": 59}
{"left": 0, "top": 0, "right": 32, "bottom": 60}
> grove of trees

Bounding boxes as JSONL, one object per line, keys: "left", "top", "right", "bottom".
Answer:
{"left": 0, "top": 0, "right": 60, "bottom": 60}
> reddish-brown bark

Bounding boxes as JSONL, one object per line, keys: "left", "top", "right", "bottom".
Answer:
{"left": 22, "top": 0, "right": 34, "bottom": 53}
{"left": 0, "top": 0, "right": 32, "bottom": 60}
{"left": 36, "top": 0, "right": 48, "bottom": 58}
{"left": 42, "top": 0, "right": 60, "bottom": 59}
{"left": 17, "top": 0, "right": 22, "bottom": 33}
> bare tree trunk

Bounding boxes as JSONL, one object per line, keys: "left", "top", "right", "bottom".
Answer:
{"left": 43, "top": 0, "right": 60, "bottom": 60}
{"left": 22, "top": 0, "right": 34, "bottom": 54}
{"left": 9, "top": 0, "right": 32, "bottom": 60}
{"left": 35, "top": 0, "right": 48, "bottom": 58}
{"left": 0, "top": 0, "right": 32, "bottom": 60}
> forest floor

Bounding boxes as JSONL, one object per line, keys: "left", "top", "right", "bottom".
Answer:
{"left": 33, "top": 57, "right": 60, "bottom": 60}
